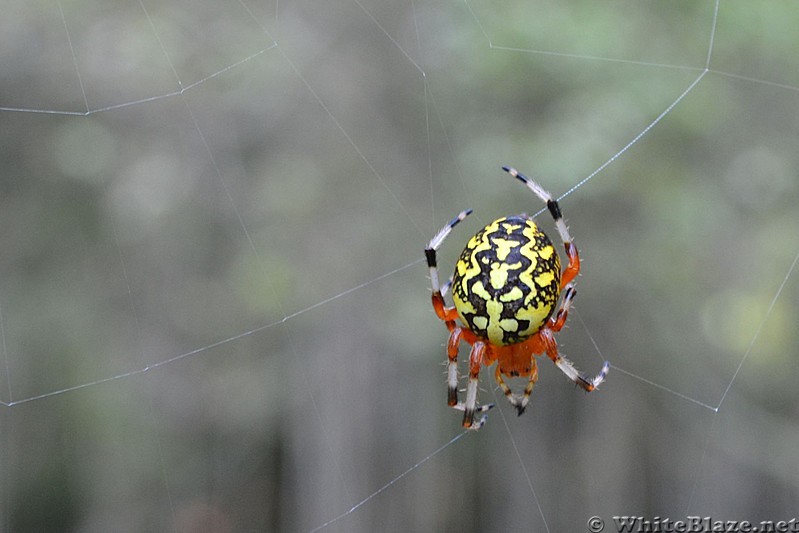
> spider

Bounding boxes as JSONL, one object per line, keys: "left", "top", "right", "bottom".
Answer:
{"left": 425, "top": 166, "right": 609, "bottom": 429}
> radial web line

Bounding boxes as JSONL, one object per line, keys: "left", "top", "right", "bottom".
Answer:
{"left": 490, "top": 45, "right": 704, "bottom": 72}
{"left": 0, "top": 258, "right": 423, "bottom": 408}
{"left": 138, "top": 0, "right": 183, "bottom": 89}
{"left": 661, "top": 242, "right": 799, "bottom": 515}
{"left": 286, "top": 319, "right": 354, "bottom": 506}
{"left": 491, "top": 386, "right": 551, "bottom": 533}
{"left": 140, "top": 0, "right": 264, "bottom": 273}
{"left": 611, "top": 366, "right": 718, "bottom": 412}
{"left": 408, "top": 1, "right": 436, "bottom": 226}
{"left": 183, "top": 97, "right": 262, "bottom": 260}
{"left": 715, "top": 246, "right": 799, "bottom": 411}
{"left": 463, "top": 0, "right": 719, "bottom": 216}
{"left": 575, "top": 240, "right": 799, "bottom": 414}
{"left": 577, "top": 244, "right": 799, "bottom": 414}
{"left": 154, "top": 6, "right": 421, "bottom": 516}
{"left": 351, "top": 0, "right": 425, "bottom": 76}
{"left": 520, "top": 69, "right": 707, "bottom": 221}
{"left": 709, "top": 70, "right": 799, "bottom": 94}
{"left": 0, "top": 303, "right": 10, "bottom": 405}
{"left": 424, "top": 88, "right": 474, "bottom": 221}
{"left": 683, "top": 415, "right": 719, "bottom": 513}
{"left": 125, "top": 39, "right": 359, "bottom": 505}
{"left": 236, "top": 0, "right": 427, "bottom": 238}
{"left": 705, "top": 0, "right": 721, "bottom": 69}
{"left": 272, "top": 47, "right": 427, "bottom": 237}
{"left": 556, "top": 69, "right": 707, "bottom": 205}
{"left": 464, "top": 0, "right": 720, "bottom": 74}
{"left": 572, "top": 310, "right": 717, "bottom": 411}
{"left": 140, "top": 0, "right": 266, "bottom": 333}
{"left": 462, "top": 0, "right": 492, "bottom": 45}
{"left": 204, "top": 57, "right": 362, "bottom": 505}
{"left": 308, "top": 431, "right": 469, "bottom": 532}
{"left": 554, "top": 0, "right": 719, "bottom": 204}
{"left": 98, "top": 7, "right": 189, "bottom": 510}
{"left": 422, "top": 80, "right": 435, "bottom": 225}
{"left": 266, "top": 0, "right": 425, "bottom": 508}
{"left": 56, "top": 0, "right": 90, "bottom": 113}
{"left": 236, "top": 0, "right": 278, "bottom": 43}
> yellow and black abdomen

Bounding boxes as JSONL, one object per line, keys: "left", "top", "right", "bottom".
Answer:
{"left": 451, "top": 215, "right": 561, "bottom": 346}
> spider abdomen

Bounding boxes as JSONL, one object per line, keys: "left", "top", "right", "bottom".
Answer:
{"left": 451, "top": 215, "right": 561, "bottom": 346}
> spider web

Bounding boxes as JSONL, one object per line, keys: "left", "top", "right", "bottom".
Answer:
{"left": 2, "top": 0, "right": 799, "bottom": 531}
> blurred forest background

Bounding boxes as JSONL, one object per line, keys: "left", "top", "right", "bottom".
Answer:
{"left": 1, "top": 1, "right": 798, "bottom": 531}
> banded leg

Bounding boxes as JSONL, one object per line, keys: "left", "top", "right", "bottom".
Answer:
{"left": 451, "top": 341, "right": 493, "bottom": 429}
{"left": 501, "top": 167, "right": 608, "bottom": 393}
{"left": 440, "top": 276, "right": 453, "bottom": 298}
{"left": 495, "top": 361, "right": 539, "bottom": 416}
{"left": 548, "top": 284, "right": 576, "bottom": 332}
{"left": 540, "top": 329, "right": 609, "bottom": 391}
{"left": 426, "top": 210, "right": 472, "bottom": 323}
{"left": 446, "top": 328, "right": 462, "bottom": 406}
{"left": 502, "top": 166, "right": 580, "bottom": 288}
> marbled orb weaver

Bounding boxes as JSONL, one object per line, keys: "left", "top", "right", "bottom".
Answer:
{"left": 425, "top": 166, "right": 609, "bottom": 429}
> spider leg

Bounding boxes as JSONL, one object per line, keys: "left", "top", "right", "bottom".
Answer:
{"left": 548, "top": 283, "right": 576, "bottom": 332}
{"left": 426, "top": 210, "right": 472, "bottom": 323}
{"left": 450, "top": 402, "right": 493, "bottom": 430}
{"left": 440, "top": 276, "right": 453, "bottom": 298}
{"left": 464, "top": 341, "right": 486, "bottom": 427}
{"left": 494, "top": 361, "right": 539, "bottom": 416}
{"left": 494, "top": 365, "right": 514, "bottom": 405}
{"left": 541, "top": 286, "right": 609, "bottom": 389}
{"left": 446, "top": 328, "right": 462, "bottom": 406}
{"left": 450, "top": 341, "right": 494, "bottom": 429}
{"left": 445, "top": 322, "right": 493, "bottom": 428}
{"left": 428, "top": 211, "right": 494, "bottom": 428}
{"left": 540, "top": 329, "right": 609, "bottom": 391}
{"left": 502, "top": 166, "right": 580, "bottom": 288}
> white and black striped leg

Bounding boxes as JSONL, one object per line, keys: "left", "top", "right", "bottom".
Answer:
{"left": 447, "top": 334, "right": 493, "bottom": 429}
{"left": 554, "top": 356, "right": 610, "bottom": 391}
{"left": 542, "top": 335, "right": 610, "bottom": 392}
{"left": 452, "top": 341, "right": 494, "bottom": 429}
{"left": 440, "top": 276, "right": 453, "bottom": 298}
{"left": 542, "top": 329, "right": 609, "bottom": 391}
{"left": 425, "top": 209, "right": 472, "bottom": 297}
{"left": 451, "top": 394, "right": 494, "bottom": 429}
{"left": 446, "top": 328, "right": 462, "bottom": 407}
{"left": 502, "top": 166, "right": 569, "bottom": 241}
{"left": 536, "top": 327, "right": 610, "bottom": 391}
{"left": 502, "top": 166, "right": 580, "bottom": 286}
{"left": 549, "top": 282, "right": 576, "bottom": 332}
